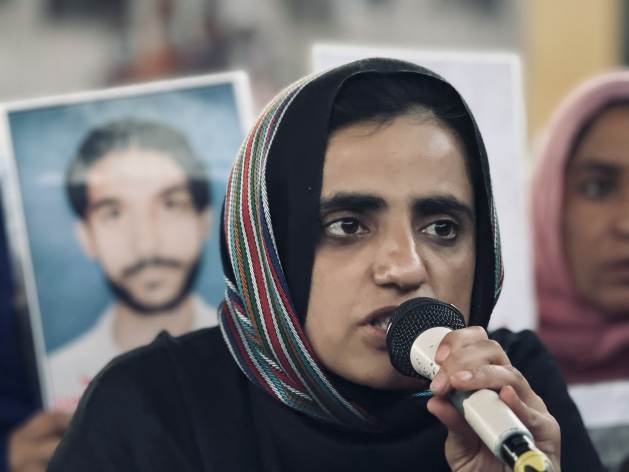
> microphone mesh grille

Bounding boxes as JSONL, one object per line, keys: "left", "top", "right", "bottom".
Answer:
{"left": 386, "top": 298, "right": 465, "bottom": 377}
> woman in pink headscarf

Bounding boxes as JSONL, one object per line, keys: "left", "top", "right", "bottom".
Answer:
{"left": 533, "top": 72, "right": 629, "bottom": 471}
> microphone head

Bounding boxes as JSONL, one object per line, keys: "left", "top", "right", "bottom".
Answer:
{"left": 386, "top": 297, "right": 466, "bottom": 377}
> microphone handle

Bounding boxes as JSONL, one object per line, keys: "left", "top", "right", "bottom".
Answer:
{"left": 410, "top": 327, "right": 555, "bottom": 471}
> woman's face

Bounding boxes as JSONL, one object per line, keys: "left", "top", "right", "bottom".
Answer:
{"left": 305, "top": 114, "right": 476, "bottom": 390}
{"left": 564, "top": 105, "right": 629, "bottom": 317}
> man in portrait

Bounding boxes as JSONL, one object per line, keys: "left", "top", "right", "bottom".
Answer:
{"left": 49, "top": 119, "right": 217, "bottom": 410}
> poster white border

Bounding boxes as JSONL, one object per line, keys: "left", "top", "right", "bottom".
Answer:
{"left": 0, "top": 71, "right": 253, "bottom": 408}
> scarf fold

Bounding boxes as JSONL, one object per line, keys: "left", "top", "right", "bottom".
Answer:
{"left": 533, "top": 71, "right": 629, "bottom": 384}
{"left": 219, "top": 58, "right": 503, "bottom": 428}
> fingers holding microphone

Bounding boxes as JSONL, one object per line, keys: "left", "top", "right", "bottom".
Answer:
{"left": 427, "top": 327, "right": 561, "bottom": 472}
{"left": 386, "top": 298, "right": 560, "bottom": 472}
{"left": 499, "top": 385, "right": 561, "bottom": 468}
{"left": 429, "top": 329, "right": 510, "bottom": 396}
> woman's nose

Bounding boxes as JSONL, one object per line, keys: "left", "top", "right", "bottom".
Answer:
{"left": 372, "top": 226, "right": 428, "bottom": 291}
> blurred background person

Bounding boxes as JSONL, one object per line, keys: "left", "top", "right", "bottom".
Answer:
{"left": 532, "top": 72, "right": 629, "bottom": 471}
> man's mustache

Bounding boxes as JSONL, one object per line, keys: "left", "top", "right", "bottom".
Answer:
{"left": 122, "top": 257, "right": 185, "bottom": 279}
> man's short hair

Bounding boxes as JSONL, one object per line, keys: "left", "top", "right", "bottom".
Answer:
{"left": 66, "top": 119, "right": 211, "bottom": 219}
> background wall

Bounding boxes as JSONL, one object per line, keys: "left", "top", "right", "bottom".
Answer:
{"left": 0, "top": 1, "right": 521, "bottom": 107}
{"left": 524, "top": 0, "right": 622, "bottom": 140}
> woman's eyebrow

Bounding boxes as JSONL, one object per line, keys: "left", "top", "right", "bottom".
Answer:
{"left": 412, "top": 195, "right": 475, "bottom": 222}
{"left": 570, "top": 159, "right": 622, "bottom": 175}
{"left": 319, "top": 193, "right": 386, "bottom": 214}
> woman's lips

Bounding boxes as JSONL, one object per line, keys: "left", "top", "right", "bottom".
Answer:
{"left": 360, "top": 306, "right": 397, "bottom": 350}
{"left": 361, "top": 306, "right": 396, "bottom": 329}
{"left": 601, "top": 259, "right": 629, "bottom": 281}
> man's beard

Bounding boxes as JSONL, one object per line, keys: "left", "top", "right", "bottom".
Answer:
{"left": 105, "top": 256, "right": 203, "bottom": 316}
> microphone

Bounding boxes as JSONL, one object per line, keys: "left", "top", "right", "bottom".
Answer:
{"left": 386, "top": 298, "right": 554, "bottom": 472}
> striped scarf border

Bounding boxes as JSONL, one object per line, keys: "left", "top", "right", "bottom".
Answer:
{"left": 219, "top": 73, "right": 371, "bottom": 427}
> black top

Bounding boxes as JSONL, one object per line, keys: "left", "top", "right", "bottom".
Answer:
{"left": 49, "top": 327, "right": 602, "bottom": 471}
{"left": 0, "top": 202, "right": 39, "bottom": 472}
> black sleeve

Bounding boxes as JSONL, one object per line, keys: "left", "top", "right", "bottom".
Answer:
{"left": 48, "top": 334, "right": 203, "bottom": 472}
{"left": 491, "top": 329, "right": 605, "bottom": 472}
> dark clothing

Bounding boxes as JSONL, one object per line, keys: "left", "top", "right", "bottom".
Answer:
{"left": 0, "top": 205, "right": 39, "bottom": 472}
{"left": 0, "top": 323, "right": 37, "bottom": 472}
{"left": 50, "top": 327, "right": 603, "bottom": 471}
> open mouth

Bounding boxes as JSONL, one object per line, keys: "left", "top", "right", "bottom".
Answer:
{"left": 367, "top": 307, "right": 395, "bottom": 332}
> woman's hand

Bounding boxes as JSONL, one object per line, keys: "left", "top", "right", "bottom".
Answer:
{"left": 426, "top": 326, "right": 561, "bottom": 472}
{"left": 8, "top": 411, "right": 71, "bottom": 472}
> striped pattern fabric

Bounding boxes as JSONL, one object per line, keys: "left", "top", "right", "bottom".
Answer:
{"left": 218, "top": 74, "right": 373, "bottom": 428}
{"left": 491, "top": 201, "right": 504, "bottom": 303}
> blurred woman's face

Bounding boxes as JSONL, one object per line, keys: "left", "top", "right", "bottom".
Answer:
{"left": 564, "top": 105, "right": 629, "bottom": 316}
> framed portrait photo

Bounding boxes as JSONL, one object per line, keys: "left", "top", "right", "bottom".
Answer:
{"left": 311, "top": 43, "right": 534, "bottom": 333}
{"left": 0, "top": 72, "right": 254, "bottom": 411}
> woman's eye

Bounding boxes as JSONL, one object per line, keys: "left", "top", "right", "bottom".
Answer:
{"left": 324, "top": 218, "right": 368, "bottom": 238}
{"left": 578, "top": 178, "right": 614, "bottom": 199}
{"left": 422, "top": 220, "right": 458, "bottom": 241}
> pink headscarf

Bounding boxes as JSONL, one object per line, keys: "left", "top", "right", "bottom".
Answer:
{"left": 533, "top": 71, "right": 629, "bottom": 384}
